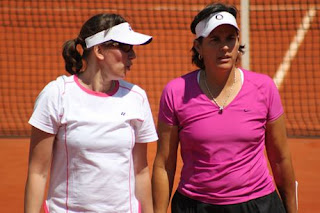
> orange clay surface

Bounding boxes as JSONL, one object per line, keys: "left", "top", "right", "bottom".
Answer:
{"left": 0, "top": 137, "right": 319, "bottom": 213}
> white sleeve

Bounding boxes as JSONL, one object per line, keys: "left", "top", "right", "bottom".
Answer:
{"left": 135, "top": 90, "right": 158, "bottom": 143}
{"left": 28, "top": 80, "right": 62, "bottom": 134}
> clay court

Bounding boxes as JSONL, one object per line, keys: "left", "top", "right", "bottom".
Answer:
{"left": 0, "top": 0, "right": 319, "bottom": 212}
{"left": 1, "top": 138, "right": 320, "bottom": 212}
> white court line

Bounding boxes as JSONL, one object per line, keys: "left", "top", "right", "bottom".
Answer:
{"left": 273, "top": 7, "right": 317, "bottom": 88}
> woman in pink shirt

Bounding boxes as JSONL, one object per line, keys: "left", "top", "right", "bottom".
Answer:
{"left": 152, "top": 2, "right": 297, "bottom": 213}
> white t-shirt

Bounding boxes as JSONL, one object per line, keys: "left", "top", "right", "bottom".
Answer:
{"left": 29, "top": 75, "right": 158, "bottom": 213}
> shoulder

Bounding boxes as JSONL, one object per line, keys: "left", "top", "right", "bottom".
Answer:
{"left": 39, "top": 75, "right": 72, "bottom": 97}
{"left": 32, "top": 75, "right": 72, "bottom": 113}
{"left": 118, "top": 80, "right": 147, "bottom": 101}
{"left": 241, "top": 68, "right": 281, "bottom": 108}
{"left": 46, "top": 75, "right": 73, "bottom": 88}
{"left": 163, "top": 70, "right": 199, "bottom": 93}
{"left": 241, "top": 68, "right": 276, "bottom": 89}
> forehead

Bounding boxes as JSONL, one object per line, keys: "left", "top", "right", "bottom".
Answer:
{"left": 208, "top": 24, "right": 238, "bottom": 36}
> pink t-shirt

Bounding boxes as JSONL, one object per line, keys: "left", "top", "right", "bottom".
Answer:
{"left": 159, "top": 68, "right": 283, "bottom": 205}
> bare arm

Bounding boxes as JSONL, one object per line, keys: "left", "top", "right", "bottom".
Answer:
{"left": 265, "top": 115, "right": 297, "bottom": 213}
{"left": 24, "top": 127, "right": 55, "bottom": 213}
{"left": 152, "top": 121, "right": 179, "bottom": 213}
{"left": 133, "top": 142, "right": 154, "bottom": 213}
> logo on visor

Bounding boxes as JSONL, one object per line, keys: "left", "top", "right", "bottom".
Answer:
{"left": 215, "top": 14, "right": 223, "bottom": 20}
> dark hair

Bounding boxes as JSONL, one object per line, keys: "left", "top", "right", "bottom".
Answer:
{"left": 62, "top": 13, "right": 126, "bottom": 75}
{"left": 190, "top": 2, "right": 245, "bottom": 70}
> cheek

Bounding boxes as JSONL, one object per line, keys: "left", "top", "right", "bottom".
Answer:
{"left": 103, "top": 54, "right": 124, "bottom": 70}
{"left": 105, "top": 50, "right": 124, "bottom": 62}
{"left": 232, "top": 42, "right": 240, "bottom": 55}
{"left": 203, "top": 45, "right": 218, "bottom": 56}
{"left": 233, "top": 46, "right": 239, "bottom": 55}
{"left": 235, "top": 38, "right": 240, "bottom": 51}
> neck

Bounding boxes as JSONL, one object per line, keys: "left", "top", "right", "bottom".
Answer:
{"left": 201, "top": 68, "right": 237, "bottom": 113}
{"left": 204, "top": 67, "right": 237, "bottom": 91}
{"left": 77, "top": 70, "right": 115, "bottom": 93}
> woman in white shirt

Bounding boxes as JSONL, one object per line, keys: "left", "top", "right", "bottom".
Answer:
{"left": 24, "top": 13, "right": 158, "bottom": 213}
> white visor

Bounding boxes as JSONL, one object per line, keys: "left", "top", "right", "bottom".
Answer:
{"left": 85, "top": 22, "right": 152, "bottom": 48}
{"left": 195, "top": 11, "right": 239, "bottom": 38}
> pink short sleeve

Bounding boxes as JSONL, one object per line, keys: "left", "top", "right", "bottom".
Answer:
{"left": 158, "top": 82, "right": 179, "bottom": 125}
{"left": 265, "top": 76, "right": 284, "bottom": 122}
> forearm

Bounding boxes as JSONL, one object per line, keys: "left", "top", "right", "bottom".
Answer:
{"left": 266, "top": 116, "right": 297, "bottom": 213}
{"left": 25, "top": 128, "right": 54, "bottom": 213}
{"left": 135, "top": 167, "right": 153, "bottom": 213}
{"left": 152, "top": 165, "right": 175, "bottom": 213}
{"left": 152, "top": 122, "right": 179, "bottom": 213}
{"left": 272, "top": 157, "right": 297, "bottom": 213}
{"left": 24, "top": 173, "right": 48, "bottom": 213}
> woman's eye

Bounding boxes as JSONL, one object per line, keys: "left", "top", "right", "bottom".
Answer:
{"left": 210, "top": 38, "right": 219, "bottom": 42}
{"left": 228, "top": 35, "right": 237, "bottom": 40}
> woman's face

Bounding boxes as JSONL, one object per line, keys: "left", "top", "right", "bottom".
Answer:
{"left": 197, "top": 24, "right": 239, "bottom": 72}
{"left": 99, "top": 43, "right": 136, "bottom": 80}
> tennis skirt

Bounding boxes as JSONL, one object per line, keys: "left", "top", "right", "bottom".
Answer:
{"left": 171, "top": 190, "right": 286, "bottom": 213}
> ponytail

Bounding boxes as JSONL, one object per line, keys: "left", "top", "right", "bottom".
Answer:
{"left": 62, "top": 37, "right": 84, "bottom": 75}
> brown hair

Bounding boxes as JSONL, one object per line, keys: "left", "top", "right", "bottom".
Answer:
{"left": 190, "top": 2, "right": 245, "bottom": 70}
{"left": 62, "top": 13, "right": 126, "bottom": 74}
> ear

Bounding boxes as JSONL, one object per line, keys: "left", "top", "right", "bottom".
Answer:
{"left": 193, "top": 39, "right": 202, "bottom": 55}
{"left": 93, "top": 45, "right": 105, "bottom": 60}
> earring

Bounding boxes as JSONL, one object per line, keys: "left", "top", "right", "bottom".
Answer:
{"left": 198, "top": 54, "right": 202, "bottom": 60}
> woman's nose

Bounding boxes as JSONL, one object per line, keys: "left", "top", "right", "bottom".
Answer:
{"left": 220, "top": 42, "right": 229, "bottom": 51}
